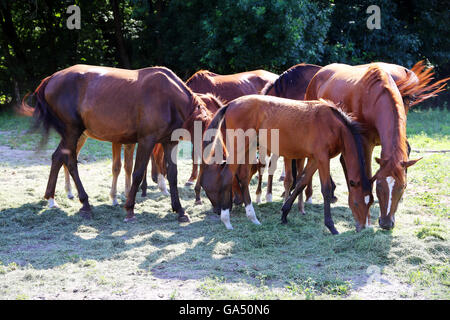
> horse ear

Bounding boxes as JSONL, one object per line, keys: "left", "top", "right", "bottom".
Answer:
{"left": 375, "top": 157, "right": 388, "bottom": 167}
{"left": 401, "top": 157, "right": 422, "bottom": 168}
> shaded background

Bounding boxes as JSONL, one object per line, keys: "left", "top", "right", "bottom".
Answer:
{"left": 0, "top": 0, "right": 449, "bottom": 110}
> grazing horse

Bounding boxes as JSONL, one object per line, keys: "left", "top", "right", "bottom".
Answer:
{"left": 261, "top": 63, "right": 324, "bottom": 200}
{"left": 182, "top": 69, "right": 278, "bottom": 185}
{"left": 306, "top": 63, "right": 425, "bottom": 230}
{"left": 201, "top": 95, "right": 373, "bottom": 234}
{"left": 23, "top": 64, "right": 209, "bottom": 223}
{"left": 267, "top": 61, "right": 448, "bottom": 216}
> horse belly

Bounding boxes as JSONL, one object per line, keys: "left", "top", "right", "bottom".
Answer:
{"left": 81, "top": 105, "right": 139, "bottom": 144}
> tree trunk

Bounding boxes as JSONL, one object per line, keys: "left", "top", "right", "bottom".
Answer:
{"left": 111, "top": 0, "right": 131, "bottom": 68}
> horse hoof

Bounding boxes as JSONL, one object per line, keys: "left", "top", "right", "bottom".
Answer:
{"left": 112, "top": 198, "right": 119, "bottom": 206}
{"left": 331, "top": 196, "right": 338, "bottom": 204}
{"left": 185, "top": 180, "right": 195, "bottom": 186}
{"left": 305, "top": 197, "right": 313, "bottom": 204}
{"left": 67, "top": 193, "right": 74, "bottom": 200}
{"left": 178, "top": 214, "right": 190, "bottom": 223}
{"left": 162, "top": 190, "right": 170, "bottom": 196}
{"left": 281, "top": 218, "right": 288, "bottom": 225}
{"left": 124, "top": 216, "right": 136, "bottom": 223}
{"left": 79, "top": 210, "right": 92, "bottom": 219}
{"left": 194, "top": 200, "right": 203, "bottom": 206}
{"left": 279, "top": 176, "right": 285, "bottom": 182}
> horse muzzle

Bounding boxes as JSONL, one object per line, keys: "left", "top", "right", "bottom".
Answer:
{"left": 378, "top": 216, "right": 395, "bottom": 230}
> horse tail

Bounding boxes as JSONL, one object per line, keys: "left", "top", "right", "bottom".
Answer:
{"left": 202, "top": 105, "right": 229, "bottom": 163}
{"left": 324, "top": 100, "right": 371, "bottom": 192}
{"left": 21, "top": 76, "right": 65, "bottom": 146}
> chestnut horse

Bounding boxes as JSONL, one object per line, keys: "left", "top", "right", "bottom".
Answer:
{"left": 201, "top": 95, "right": 373, "bottom": 234}
{"left": 65, "top": 69, "right": 278, "bottom": 205}
{"left": 267, "top": 61, "right": 448, "bottom": 219}
{"left": 261, "top": 63, "right": 324, "bottom": 200}
{"left": 23, "top": 64, "right": 209, "bottom": 223}
{"left": 306, "top": 63, "right": 426, "bottom": 230}
{"left": 182, "top": 69, "right": 278, "bottom": 185}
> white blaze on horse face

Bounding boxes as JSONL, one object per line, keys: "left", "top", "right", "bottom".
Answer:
{"left": 245, "top": 204, "right": 261, "bottom": 225}
{"left": 221, "top": 209, "right": 233, "bottom": 229}
{"left": 386, "top": 176, "right": 395, "bottom": 215}
{"left": 157, "top": 174, "right": 169, "bottom": 196}
{"left": 365, "top": 195, "right": 370, "bottom": 205}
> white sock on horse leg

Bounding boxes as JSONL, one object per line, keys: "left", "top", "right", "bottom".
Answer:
{"left": 245, "top": 203, "right": 261, "bottom": 225}
{"left": 221, "top": 209, "right": 233, "bottom": 230}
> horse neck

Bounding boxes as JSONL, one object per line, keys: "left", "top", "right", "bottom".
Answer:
{"left": 340, "top": 126, "right": 364, "bottom": 184}
{"left": 371, "top": 92, "right": 408, "bottom": 169}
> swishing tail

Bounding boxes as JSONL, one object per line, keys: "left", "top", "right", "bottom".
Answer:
{"left": 20, "top": 76, "right": 65, "bottom": 147}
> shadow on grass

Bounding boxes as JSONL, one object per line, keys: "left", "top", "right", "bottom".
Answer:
{"left": 0, "top": 191, "right": 394, "bottom": 297}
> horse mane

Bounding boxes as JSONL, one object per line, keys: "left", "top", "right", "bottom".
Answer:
{"left": 182, "top": 93, "right": 225, "bottom": 132}
{"left": 186, "top": 69, "right": 218, "bottom": 85}
{"left": 261, "top": 63, "right": 321, "bottom": 96}
{"left": 321, "top": 99, "right": 371, "bottom": 192}
{"left": 396, "top": 60, "right": 450, "bottom": 107}
{"left": 362, "top": 65, "right": 409, "bottom": 183}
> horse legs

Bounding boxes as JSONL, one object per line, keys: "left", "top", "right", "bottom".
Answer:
{"left": 239, "top": 165, "right": 261, "bottom": 225}
{"left": 296, "top": 158, "right": 306, "bottom": 215}
{"left": 281, "top": 159, "right": 318, "bottom": 224}
{"left": 282, "top": 158, "right": 293, "bottom": 203}
{"left": 194, "top": 164, "right": 203, "bottom": 205}
{"left": 140, "top": 168, "right": 148, "bottom": 197}
{"left": 63, "top": 131, "right": 92, "bottom": 218}
{"left": 279, "top": 158, "right": 286, "bottom": 181}
{"left": 124, "top": 137, "right": 155, "bottom": 221}
{"left": 185, "top": 150, "right": 198, "bottom": 186}
{"left": 318, "top": 160, "right": 339, "bottom": 235}
{"left": 162, "top": 142, "right": 189, "bottom": 222}
{"left": 63, "top": 133, "right": 87, "bottom": 199}
{"left": 303, "top": 160, "right": 337, "bottom": 205}
{"left": 110, "top": 143, "right": 122, "bottom": 205}
{"left": 232, "top": 177, "right": 244, "bottom": 205}
{"left": 152, "top": 144, "right": 169, "bottom": 196}
{"left": 45, "top": 141, "right": 65, "bottom": 208}
{"left": 123, "top": 143, "right": 135, "bottom": 197}
{"left": 254, "top": 164, "right": 263, "bottom": 204}
{"left": 265, "top": 154, "right": 277, "bottom": 202}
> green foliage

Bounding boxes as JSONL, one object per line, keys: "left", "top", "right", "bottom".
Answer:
{"left": 0, "top": 0, "right": 448, "bottom": 111}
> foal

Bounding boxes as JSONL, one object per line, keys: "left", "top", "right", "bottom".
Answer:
{"left": 201, "top": 95, "right": 373, "bottom": 234}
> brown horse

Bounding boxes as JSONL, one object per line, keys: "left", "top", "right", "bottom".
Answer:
{"left": 23, "top": 64, "right": 210, "bottom": 223}
{"left": 182, "top": 69, "right": 278, "bottom": 184}
{"left": 261, "top": 63, "right": 324, "bottom": 199}
{"left": 267, "top": 61, "right": 448, "bottom": 219}
{"left": 306, "top": 63, "right": 426, "bottom": 230}
{"left": 201, "top": 95, "right": 373, "bottom": 234}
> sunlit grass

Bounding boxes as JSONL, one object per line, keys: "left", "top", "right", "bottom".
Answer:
{"left": 0, "top": 108, "right": 448, "bottom": 299}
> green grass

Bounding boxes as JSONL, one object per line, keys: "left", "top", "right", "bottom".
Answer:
{"left": 0, "top": 108, "right": 448, "bottom": 299}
